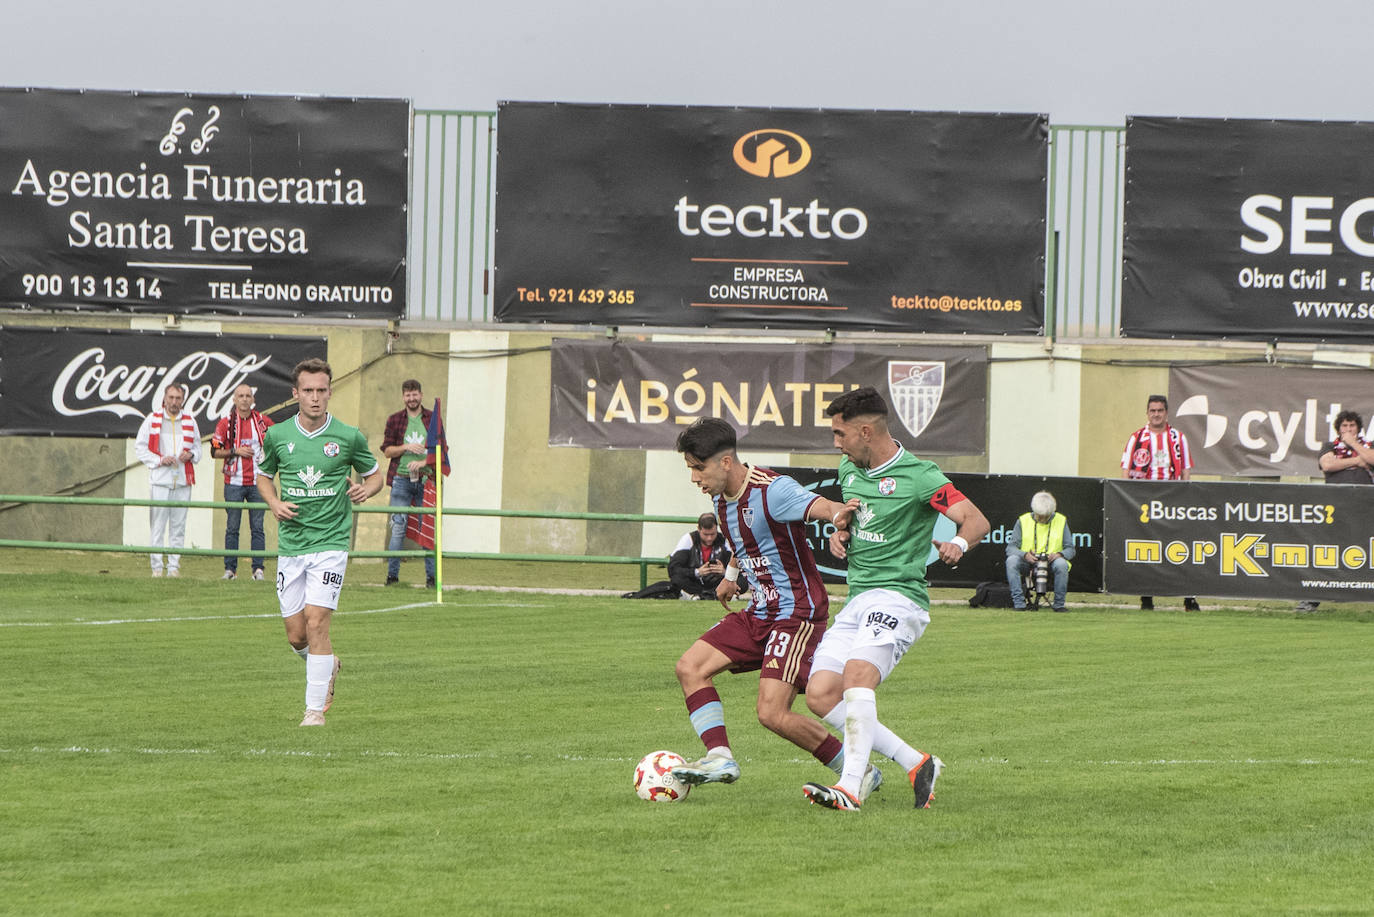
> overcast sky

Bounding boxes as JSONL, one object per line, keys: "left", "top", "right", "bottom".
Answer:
{"left": 2, "top": 0, "right": 1368, "bottom": 124}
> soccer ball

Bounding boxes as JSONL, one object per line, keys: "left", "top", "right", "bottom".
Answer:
{"left": 634, "top": 750, "right": 691, "bottom": 802}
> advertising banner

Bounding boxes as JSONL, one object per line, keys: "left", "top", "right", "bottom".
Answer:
{"left": 776, "top": 468, "right": 1104, "bottom": 591}
{"left": 0, "top": 326, "right": 327, "bottom": 437}
{"left": 496, "top": 102, "right": 1046, "bottom": 333}
{"left": 1104, "top": 480, "right": 1374, "bottom": 601}
{"left": 0, "top": 89, "right": 409, "bottom": 318}
{"left": 549, "top": 339, "right": 987, "bottom": 454}
{"left": 1168, "top": 364, "right": 1374, "bottom": 477}
{"left": 1123, "top": 116, "right": 1374, "bottom": 341}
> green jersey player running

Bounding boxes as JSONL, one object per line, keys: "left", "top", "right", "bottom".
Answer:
{"left": 803, "top": 386, "right": 989, "bottom": 812}
{"left": 256, "top": 358, "right": 383, "bottom": 726}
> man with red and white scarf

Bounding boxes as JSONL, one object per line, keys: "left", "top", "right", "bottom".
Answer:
{"left": 1120, "top": 394, "right": 1199, "bottom": 611}
{"left": 211, "top": 383, "right": 274, "bottom": 581}
{"left": 134, "top": 383, "right": 203, "bottom": 578}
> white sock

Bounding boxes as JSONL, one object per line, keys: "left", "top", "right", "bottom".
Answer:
{"left": 305, "top": 653, "right": 334, "bottom": 711}
{"left": 706, "top": 745, "right": 733, "bottom": 760}
{"left": 824, "top": 700, "right": 921, "bottom": 773}
{"left": 292, "top": 645, "right": 309, "bottom": 661}
{"left": 838, "top": 687, "right": 877, "bottom": 796}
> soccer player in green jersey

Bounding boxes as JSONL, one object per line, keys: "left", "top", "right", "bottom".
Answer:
{"left": 256, "top": 358, "right": 383, "bottom": 726}
{"left": 802, "top": 386, "right": 989, "bottom": 812}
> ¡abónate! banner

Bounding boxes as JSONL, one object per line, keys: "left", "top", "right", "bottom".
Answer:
{"left": 0, "top": 89, "right": 409, "bottom": 318}
{"left": 550, "top": 339, "right": 987, "bottom": 454}
{"left": 0, "top": 326, "right": 327, "bottom": 437}
{"left": 1122, "top": 116, "right": 1374, "bottom": 342}
{"left": 1104, "top": 480, "right": 1374, "bottom": 601}
{"left": 496, "top": 102, "right": 1046, "bottom": 333}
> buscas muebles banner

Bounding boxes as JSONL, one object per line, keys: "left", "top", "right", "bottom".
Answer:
{"left": 0, "top": 327, "right": 327, "bottom": 437}
{"left": 0, "top": 89, "right": 409, "bottom": 318}
{"left": 496, "top": 102, "right": 1047, "bottom": 333}
{"left": 1123, "top": 116, "right": 1374, "bottom": 342}
{"left": 549, "top": 339, "right": 987, "bottom": 453}
{"left": 1104, "top": 480, "right": 1374, "bottom": 601}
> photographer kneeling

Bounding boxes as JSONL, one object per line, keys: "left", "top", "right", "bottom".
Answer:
{"left": 1005, "top": 490, "right": 1075, "bottom": 612}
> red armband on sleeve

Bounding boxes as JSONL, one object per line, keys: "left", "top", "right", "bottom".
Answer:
{"left": 929, "top": 482, "right": 967, "bottom": 513}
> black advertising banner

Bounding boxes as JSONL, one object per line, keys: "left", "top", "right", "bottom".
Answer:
{"left": 0, "top": 327, "right": 327, "bottom": 437}
{"left": 496, "top": 102, "right": 1046, "bottom": 333}
{"left": 0, "top": 89, "right": 409, "bottom": 318}
{"left": 1104, "top": 480, "right": 1374, "bottom": 601}
{"left": 1123, "top": 117, "right": 1374, "bottom": 341}
{"left": 550, "top": 339, "right": 987, "bottom": 454}
{"left": 777, "top": 469, "right": 1104, "bottom": 591}
{"left": 1168, "top": 364, "right": 1374, "bottom": 477}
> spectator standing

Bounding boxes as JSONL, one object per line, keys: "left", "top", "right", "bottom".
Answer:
{"left": 210, "top": 383, "right": 274, "bottom": 581}
{"left": 1121, "top": 394, "right": 1200, "bottom": 611}
{"left": 133, "top": 383, "right": 202, "bottom": 578}
{"left": 668, "top": 512, "right": 733, "bottom": 600}
{"left": 379, "top": 380, "right": 436, "bottom": 588}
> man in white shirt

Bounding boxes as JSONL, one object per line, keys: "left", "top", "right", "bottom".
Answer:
{"left": 134, "top": 383, "right": 203, "bottom": 577}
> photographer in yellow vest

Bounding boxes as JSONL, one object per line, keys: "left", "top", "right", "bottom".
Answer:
{"left": 1005, "top": 490, "right": 1074, "bottom": 612}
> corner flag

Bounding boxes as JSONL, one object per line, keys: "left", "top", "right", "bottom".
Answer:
{"left": 425, "top": 398, "right": 451, "bottom": 477}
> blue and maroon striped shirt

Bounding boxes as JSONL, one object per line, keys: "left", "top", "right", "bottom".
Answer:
{"left": 715, "top": 465, "right": 828, "bottom": 622}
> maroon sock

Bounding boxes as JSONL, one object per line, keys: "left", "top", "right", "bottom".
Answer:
{"left": 814, "top": 734, "right": 843, "bottom": 768}
{"left": 684, "top": 686, "right": 729, "bottom": 751}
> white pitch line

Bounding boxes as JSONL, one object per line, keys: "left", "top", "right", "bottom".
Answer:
{"left": 0, "top": 599, "right": 549, "bottom": 628}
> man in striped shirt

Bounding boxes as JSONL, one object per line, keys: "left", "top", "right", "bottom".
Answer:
{"left": 1121, "top": 394, "right": 1200, "bottom": 611}
{"left": 211, "top": 383, "right": 274, "bottom": 581}
{"left": 669, "top": 417, "right": 865, "bottom": 793}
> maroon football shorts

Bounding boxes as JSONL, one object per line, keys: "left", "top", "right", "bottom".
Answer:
{"left": 699, "top": 610, "right": 827, "bottom": 691}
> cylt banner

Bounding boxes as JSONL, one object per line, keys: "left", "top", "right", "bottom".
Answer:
{"left": 0, "top": 327, "right": 327, "bottom": 437}
{"left": 1168, "top": 364, "right": 1374, "bottom": 476}
{"left": 496, "top": 102, "right": 1046, "bottom": 334}
{"left": 1104, "top": 480, "right": 1374, "bottom": 601}
{"left": 0, "top": 89, "right": 409, "bottom": 318}
{"left": 550, "top": 339, "right": 987, "bottom": 454}
{"left": 1123, "top": 116, "right": 1374, "bottom": 342}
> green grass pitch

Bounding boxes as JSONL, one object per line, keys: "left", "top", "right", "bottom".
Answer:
{"left": 3, "top": 548, "right": 1374, "bottom": 914}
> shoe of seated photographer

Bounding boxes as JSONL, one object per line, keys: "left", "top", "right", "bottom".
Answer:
{"left": 1184, "top": 598, "right": 1201, "bottom": 611}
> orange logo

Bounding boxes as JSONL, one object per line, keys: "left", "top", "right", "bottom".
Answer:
{"left": 732, "top": 129, "right": 812, "bottom": 178}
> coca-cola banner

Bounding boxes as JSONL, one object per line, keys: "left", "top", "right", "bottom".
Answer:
{"left": 0, "top": 89, "right": 409, "bottom": 318}
{"left": 1105, "top": 480, "right": 1374, "bottom": 602}
{"left": 496, "top": 102, "right": 1046, "bottom": 333}
{"left": 1168, "top": 364, "right": 1374, "bottom": 477}
{"left": 1123, "top": 117, "right": 1374, "bottom": 341}
{"left": 0, "top": 326, "right": 327, "bottom": 437}
{"left": 550, "top": 338, "right": 987, "bottom": 453}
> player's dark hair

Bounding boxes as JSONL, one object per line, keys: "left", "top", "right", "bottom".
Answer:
{"left": 1147, "top": 394, "right": 1168, "bottom": 410}
{"left": 676, "top": 417, "right": 736, "bottom": 461}
{"left": 402, "top": 379, "right": 422, "bottom": 393}
{"left": 825, "top": 386, "right": 889, "bottom": 421}
{"left": 293, "top": 358, "right": 333, "bottom": 385}
{"left": 1334, "top": 409, "right": 1364, "bottom": 432}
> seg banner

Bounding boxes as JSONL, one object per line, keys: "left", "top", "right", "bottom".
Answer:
{"left": 550, "top": 339, "right": 987, "bottom": 453}
{"left": 0, "top": 88, "right": 409, "bottom": 318}
{"left": 496, "top": 102, "right": 1046, "bottom": 333}
{"left": 0, "top": 326, "right": 327, "bottom": 437}
{"left": 778, "top": 469, "right": 1104, "bottom": 591}
{"left": 1104, "top": 480, "right": 1374, "bottom": 601}
{"left": 1168, "top": 364, "right": 1374, "bottom": 477}
{"left": 1123, "top": 117, "right": 1374, "bottom": 341}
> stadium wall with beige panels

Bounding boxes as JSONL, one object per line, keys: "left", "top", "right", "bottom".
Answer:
{"left": 2, "top": 318, "right": 1352, "bottom": 559}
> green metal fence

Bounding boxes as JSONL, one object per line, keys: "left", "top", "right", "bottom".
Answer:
{"left": 406, "top": 112, "right": 1128, "bottom": 338}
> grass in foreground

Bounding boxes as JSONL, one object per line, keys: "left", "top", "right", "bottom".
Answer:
{"left": 2, "top": 548, "right": 1374, "bottom": 914}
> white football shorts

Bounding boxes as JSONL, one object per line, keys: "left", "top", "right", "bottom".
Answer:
{"left": 812, "top": 588, "right": 929, "bottom": 683}
{"left": 275, "top": 550, "right": 349, "bottom": 617}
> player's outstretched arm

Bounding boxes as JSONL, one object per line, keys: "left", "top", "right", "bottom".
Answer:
{"left": 932, "top": 499, "right": 990, "bottom": 566}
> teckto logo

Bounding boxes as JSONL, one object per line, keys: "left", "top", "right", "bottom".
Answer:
{"left": 732, "top": 129, "right": 812, "bottom": 178}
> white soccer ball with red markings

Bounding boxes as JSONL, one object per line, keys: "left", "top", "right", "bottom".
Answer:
{"left": 634, "top": 750, "right": 691, "bottom": 802}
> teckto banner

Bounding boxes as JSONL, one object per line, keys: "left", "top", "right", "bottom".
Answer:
{"left": 0, "top": 89, "right": 409, "bottom": 318}
{"left": 495, "top": 102, "right": 1047, "bottom": 333}
{"left": 549, "top": 339, "right": 987, "bottom": 453}
{"left": 1168, "top": 364, "right": 1374, "bottom": 477}
{"left": 779, "top": 468, "right": 1104, "bottom": 591}
{"left": 1122, "top": 116, "right": 1374, "bottom": 341}
{"left": 1104, "top": 480, "right": 1374, "bottom": 601}
{"left": 0, "top": 327, "right": 327, "bottom": 437}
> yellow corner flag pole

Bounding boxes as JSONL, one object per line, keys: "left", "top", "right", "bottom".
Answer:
{"left": 434, "top": 453, "right": 444, "bottom": 605}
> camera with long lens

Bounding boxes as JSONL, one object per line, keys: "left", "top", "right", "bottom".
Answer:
{"left": 1033, "top": 556, "right": 1051, "bottom": 598}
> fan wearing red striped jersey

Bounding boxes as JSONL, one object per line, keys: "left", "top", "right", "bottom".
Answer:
{"left": 1121, "top": 394, "right": 1199, "bottom": 611}
{"left": 210, "top": 383, "right": 274, "bottom": 581}
{"left": 669, "top": 417, "right": 858, "bottom": 791}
